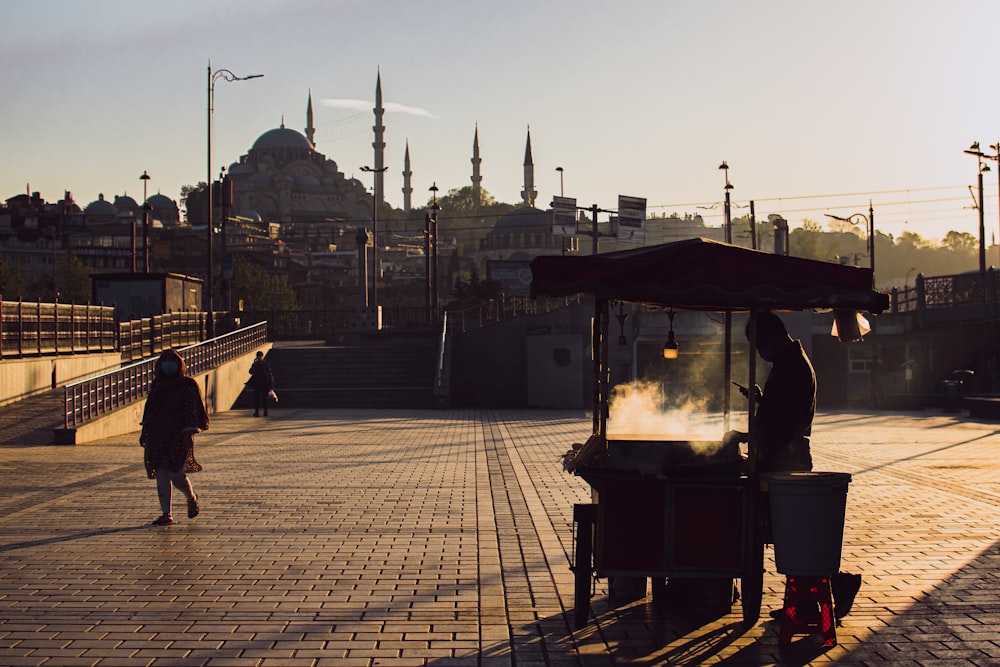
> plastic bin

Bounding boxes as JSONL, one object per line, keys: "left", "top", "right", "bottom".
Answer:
{"left": 941, "top": 380, "right": 962, "bottom": 412}
{"left": 767, "top": 472, "right": 851, "bottom": 575}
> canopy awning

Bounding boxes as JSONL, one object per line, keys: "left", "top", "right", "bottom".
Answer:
{"left": 530, "top": 237, "right": 889, "bottom": 313}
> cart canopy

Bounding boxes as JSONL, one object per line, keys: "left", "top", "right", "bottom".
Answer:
{"left": 530, "top": 237, "right": 889, "bottom": 313}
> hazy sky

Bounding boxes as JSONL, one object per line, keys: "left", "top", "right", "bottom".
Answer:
{"left": 4, "top": 0, "right": 1000, "bottom": 243}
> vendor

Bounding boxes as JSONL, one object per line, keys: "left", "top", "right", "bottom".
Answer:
{"left": 730, "top": 311, "right": 861, "bottom": 621}
{"left": 732, "top": 311, "right": 815, "bottom": 473}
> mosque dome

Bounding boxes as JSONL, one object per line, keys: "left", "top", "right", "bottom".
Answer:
{"left": 83, "top": 194, "right": 117, "bottom": 217}
{"left": 227, "top": 162, "right": 253, "bottom": 177}
{"left": 251, "top": 126, "right": 312, "bottom": 152}
{"left": 297, "top": 174, "right": 320, "bottom": 188}
{"left": 114, "top": 195, "right": 138, "bottom": 209}
{"left": 146, "top": 193, "right": 175, "bottom": 210}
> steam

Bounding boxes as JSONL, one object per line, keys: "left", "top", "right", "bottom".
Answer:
{"left": 606, "top": 380, "right": 724, "bottom": 450}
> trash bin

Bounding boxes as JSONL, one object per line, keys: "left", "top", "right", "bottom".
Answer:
{"left": 942, "top": 380, "right": 961, "bottom": 413}
{"left": 767, "top": 472, "right": 851, "bottom": 575}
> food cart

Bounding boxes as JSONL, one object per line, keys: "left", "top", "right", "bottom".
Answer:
{"left": 529, "top": 237, "right": 889, "bottom": 628}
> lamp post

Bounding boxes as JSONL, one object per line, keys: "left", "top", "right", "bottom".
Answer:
{"left": 824, "top": 201, "right": 876, "bottom": 281}
{"left": 719, "top": 161, "right": 733, "bottom": 243}
{"left": 140, "top": 170, "right": 150, "bottom": 273}
{"left": 719, "top": 160, "right": 733, "bottom": 430}
{"left": 207, "top": 62, "right": 262, "bottom": 338}
{"left": 424, "top": 183, "right": 441, "bottom": 324}
{"left": 360, "top": 165, "right": 389, "bottom": 312}
{"left": 556, "top": 167, "right": 564, "bottom": 197}
{"left": 964, "top": 141, "right": 993, "bottom": 275}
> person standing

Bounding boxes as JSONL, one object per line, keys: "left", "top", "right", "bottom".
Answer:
{"left": 140, "top": 349, "right": 209, "bottom": 526}
{"left": 730, "top": 312, "right": 861, "bottom": 620}
{"left": 248, "top": 350, "right": 274, "bottom": 417}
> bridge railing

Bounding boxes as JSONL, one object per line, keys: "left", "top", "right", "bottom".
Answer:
{"left": 63, "top": 321, "right": 267, "bottom": 429}
{"left": 0, "top": 299, "right": 117, "bottom": 359}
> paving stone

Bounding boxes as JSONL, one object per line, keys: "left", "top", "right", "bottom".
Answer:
{"left": 1, "top": 408, "right": 1000, "bottom": 664}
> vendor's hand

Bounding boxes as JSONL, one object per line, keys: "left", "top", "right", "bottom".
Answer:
{"left": 735, "top": 382, "right": 762, "bottom": 399}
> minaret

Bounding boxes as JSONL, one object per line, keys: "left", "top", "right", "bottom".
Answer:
{"left": 372, "top": 69, "right": 386, "bottom": 206}
{"left": 305, "top": 89, "right": 316, "bottom": 148}
{"left": 521, "top": 126, "right": 537, "bottom": 208}
{"left": 402, "top": 140, "right": 413, "bottom": 213}
{"left": 471, "top": 124, "right": 483, "bottom": 206}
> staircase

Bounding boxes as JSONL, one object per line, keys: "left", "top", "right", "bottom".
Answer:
{"left": 248, "top": 333, "right": 440, "bottom": 409}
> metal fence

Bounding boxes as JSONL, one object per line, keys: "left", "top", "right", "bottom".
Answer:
{"left": 0, "top": 299, "right": 117, "bottom": 359}
{"left": 119, "top": 312, "right": 210, "bottom": 363}
{"left": 63, "top": 321, "right": 268, "bottom": 429}
{"left": 443, "top": 295, "right": 585, "bottom": 334}
{"left": 890, "top": 270, "right": 1000, "bottom": 313}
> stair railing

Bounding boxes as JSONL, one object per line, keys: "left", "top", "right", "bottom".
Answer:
{"left": 63, "top": 322, "right": 268, "bottom": 428}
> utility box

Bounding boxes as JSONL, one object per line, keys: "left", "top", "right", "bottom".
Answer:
{"left": 91, "top": 272, "right": 203, "bottom": 321}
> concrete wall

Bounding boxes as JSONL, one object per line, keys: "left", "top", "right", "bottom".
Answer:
{"left": 0, "top": 352, "right": 124, "bottom": 407}
{"left": 55, "top": 344, "right": 271, "bottom": 445}
{"left": 450, "top": 304, "right": 592, "bottom": 408}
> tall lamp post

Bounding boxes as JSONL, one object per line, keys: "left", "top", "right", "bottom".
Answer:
{"left": 140, "top": 170, "right": 150, "bottom": 273}
{"left": 964, "top": 141, "right": 993, "bottom": 275}
{"left": 360, "top": 165, "right": 389, "bottom": 312}
{"left": 556, "top": 167, "right": 564, "bottom": 197}
{"left": 719, "top": 161, "right": 733, "bottom": 243}
{"left": 824, "top": 201, "right": 876, "bottom": 283}
{"left": 207, "top": 62, "right": 262, "bottom": 338}
{"left": 424, "top": 183, "right": 441, "bottom": 324}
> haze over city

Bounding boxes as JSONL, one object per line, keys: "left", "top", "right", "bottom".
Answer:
{"left": 4, "top": 0, "right": 1000, "bottom": 244}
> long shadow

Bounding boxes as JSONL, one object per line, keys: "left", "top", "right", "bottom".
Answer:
{"left": 0, "top": 523, "right": 154, "bottom": 553}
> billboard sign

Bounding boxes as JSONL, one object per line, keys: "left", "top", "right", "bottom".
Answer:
{"left": 617, "top": 195, "right": 646, "bottom": 243}
{"left": 487, "top": 259, "right": 534, "bottom": 297}
{"left": 551, "top": 196, "right": 578, "bottom": 236}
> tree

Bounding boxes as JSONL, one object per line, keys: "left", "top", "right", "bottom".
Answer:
{"left": 942, "top": 231, "right": 977, "bottom": 254}
{"left": 0, "top": 258, "right": 28, "bottom": 300}
{"left": 231, "top": 255, "right": 299, "bottom": 312}
{"left": 57, "top": 254, "right": 92, "bottom": 304}
{"left": 447, "top": 269, "right": 503, "bottom": 308}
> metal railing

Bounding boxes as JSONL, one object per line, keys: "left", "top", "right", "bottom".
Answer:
{"left": 1, "top": 299, "right": 117, "bottom": 359}
{"left": 63, "top": 321, "right": 268, "bottom": 429}
{"left": 119, "top": 311, "right": 209, "bottom": 363}
{"left": 444, "top": 294, "right": 585, "bottom": 334}
{"left": 890, "top": 270, "right": 1000, "bottom": 314}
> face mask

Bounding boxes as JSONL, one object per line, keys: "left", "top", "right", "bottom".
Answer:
{"left": 160, "top": 361, "right": 179, "bottom": 375}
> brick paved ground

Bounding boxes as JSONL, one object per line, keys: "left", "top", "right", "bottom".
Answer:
{"left": 1, "top": 407, "right": 1000, "bottom": 665}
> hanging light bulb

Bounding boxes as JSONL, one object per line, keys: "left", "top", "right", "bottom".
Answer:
{"left": 663, "top": 310, "right": 678, "bottom": 360}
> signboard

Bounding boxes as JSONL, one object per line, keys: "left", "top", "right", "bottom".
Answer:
{"left": 551, "top": 196, "right": 578, "bottom": 236}
{"left": 487, "top": 259, "right": 533, "bottom": 297}
{"left": 617, "top": 195, "right": 647, "bottom": 243}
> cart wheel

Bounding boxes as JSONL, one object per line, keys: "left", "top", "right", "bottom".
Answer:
{"left": 573, "top": 504, "right": 597, "bottom": 629}
{"left": 741, "top": 498, "right": 765, "bottom": 627}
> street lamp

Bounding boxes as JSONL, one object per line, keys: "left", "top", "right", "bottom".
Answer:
{"left": 556, "top": 166, "right": 564, "bottom": 197}
{"left": 207, "top": 62, "right": 262, "bottom": 338}
{"left": 360, "top": 164, "right": 389, "bottom": 312}
{"left": 824, "top": 201, "right": 876, "bottom": 280}
{"left": 424, "top": 183, "right": 441, "bottom": 324}
{"left": 719, "top": 161, "right": 733, "bottom": 244}
{"left": 140, "top": 170, "right": 150, "bottom": 273}
{"left": 964, "top": 141, "right": 993, "bottom": 275}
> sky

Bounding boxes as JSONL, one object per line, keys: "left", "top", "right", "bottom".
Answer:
{"left": 4, "top": 0, "right": 1000, "bottom": 244}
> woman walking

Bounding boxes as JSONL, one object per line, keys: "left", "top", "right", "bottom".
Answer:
{"left": 140, "top": 349, "right": 209, "bottom": 526}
